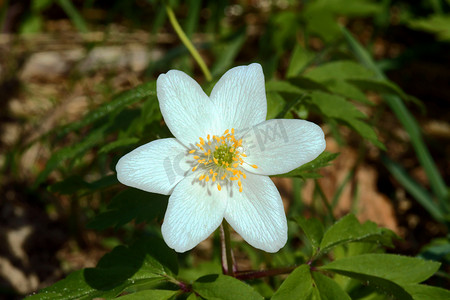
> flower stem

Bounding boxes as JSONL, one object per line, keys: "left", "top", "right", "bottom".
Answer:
{"left": 220, "top": 220, "right": 235, "bottom": 276}
{"left": 165, "top": 4, "right": 212, "bottom": 82}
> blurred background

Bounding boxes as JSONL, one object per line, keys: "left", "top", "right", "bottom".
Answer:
{"left": 0, "top": 0, "right": 449, "bottom": 298}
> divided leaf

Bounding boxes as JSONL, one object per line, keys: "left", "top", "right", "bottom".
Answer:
{"left": 310, "top": 91, "right": 384, "bottom": 149}
{"left": 320, "top": 214, "right": 397, "bottom": 254}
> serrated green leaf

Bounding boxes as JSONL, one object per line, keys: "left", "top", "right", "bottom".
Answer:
{"left": 192, "top": 274, "right": 263, "bottom": 300}
{"left": 114, "top": 289, "right": 179, "bottom": 299}
{"left": 87, "top": 188, "right": 168, "bottom": 230}
{"left": 303, "top": 60, "right": 374, "bottom": 104}
{"left": 321, "top": 254, "right": 441, "bottom": 286}
{"left": 293, "top": 217, "right": 324, "bottom": 255}
{"left": 312, "top": 272, "right": 351, "bottom": 300}
{"left": 320, "top": 214, "right": 396, "bottom": 253}
{"left": 272, "top": 265, "right": 313, "bottom": 300}
{"left": 275, "top": 151, "right": 339, "bottom": 179}
{"left": 403, "top": 283, "right": 450, "bottom": 300}
{"left": 25, "top": 237, "right": 178, "bottom": 300}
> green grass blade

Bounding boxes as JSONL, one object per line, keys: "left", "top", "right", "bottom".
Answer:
{"left": 56, "top": 0, "right": 89, "bottom": 33}
{"left": 381, "top": 155, "right": 445, "bottom": 223}
{"left": 341, "top": 27, "right": 449, "bottom": 212}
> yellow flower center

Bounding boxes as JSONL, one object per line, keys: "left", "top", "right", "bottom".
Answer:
{"left": 189, "top": 128, "right": 257, "bottom": 192}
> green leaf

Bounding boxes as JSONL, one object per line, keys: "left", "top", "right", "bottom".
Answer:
{"left": 265, "top": 80, "right": 305, "bottom": 95}
{"left": 56, "top": 82, "right": 156, "bottom": 138}
{"left": 272, "top": 265, "right": 313, "bottom": 300}
{"left": 35, "top": 125, "right": 108, "bottom": 186}
{"left": 211, "top": 29, "right": 246, "bottom": 78}
{"left": 48, "top": 175, "right": 91, "bottom": 195}
{"left": 25, "top": 237, "right": 178, "bottom": 300}
{"left": 48, "top": 174, "right": 118, "bottom": 196}
{"left": 286, "top": 43, "right": 314, "bottom": 78}
{"left": 312, "top": 272, "right": 351, "bottom": 300}
{"left": 407, "top": 15, "right": 450, "bottom": 41}
{"left": 192, "top": 274, "right": 263, "bottom": 300}
{"left": 293, "top": 217, "right": 324, "bottom": 255}
{"left": 310, "top": 91, "right": 384, "bottom": 149}
{"left": 87, "top": 188, "right": 168, "bottom": 230}
{"left": 324, "top": 80, "right": 372, "bottom": 104}
{"left": 343, "top": 26, "right": 449, "bottom": 210}
{"left": 305, "top": 61, "right": 374, "bottom": 81}
{"left": 320, "top": 214, "right": 397, "bottom": 253}
{"left": 275, "top": 152, "right": 339, "bottom": 179}
{"left": 403, "top": 283, "right": 450, "bottom": 300}
{"left": 98, "top": 137, "right": 140, "bottom": 154}
{"left": 266, "top": 92, "right": 286, "bottom": 120}
{"left": 116, "top": 289, "right": 179, "bottom": 300}
{"left": 321, "top": 254, "right": 441, "bottom": 286}
{"left": 348, "top": 78, "right": 419, "bottom": 104}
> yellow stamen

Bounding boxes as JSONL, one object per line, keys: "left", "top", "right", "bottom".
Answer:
{"left": 189, "top": 149, "right": 196, "bottom": 154}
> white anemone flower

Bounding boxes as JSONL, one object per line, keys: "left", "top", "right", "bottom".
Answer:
{"left": 116, "top": 63, "right": 326, "bottom": 253}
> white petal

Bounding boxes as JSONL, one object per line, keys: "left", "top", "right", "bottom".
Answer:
{"left": 157, "top": 70, "right": 220, "bottom": 147}
{"left": 116, "top": 138, "right": 190, "bottom": 195}
{"left": 210, "top": 63, "right": 267, "bottom": 133}
{"left": 241, "top": 119, "right": 325, "bottom": 175}
{"left": 161, "top": 174, "right": 227, "bottom": 253}
{"left": 224, "top": 173, "right": 287, "bottom": 253}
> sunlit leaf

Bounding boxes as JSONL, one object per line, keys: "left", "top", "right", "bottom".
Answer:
{"left": 320, "top": 214, "right": 397, "bottom": 253}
